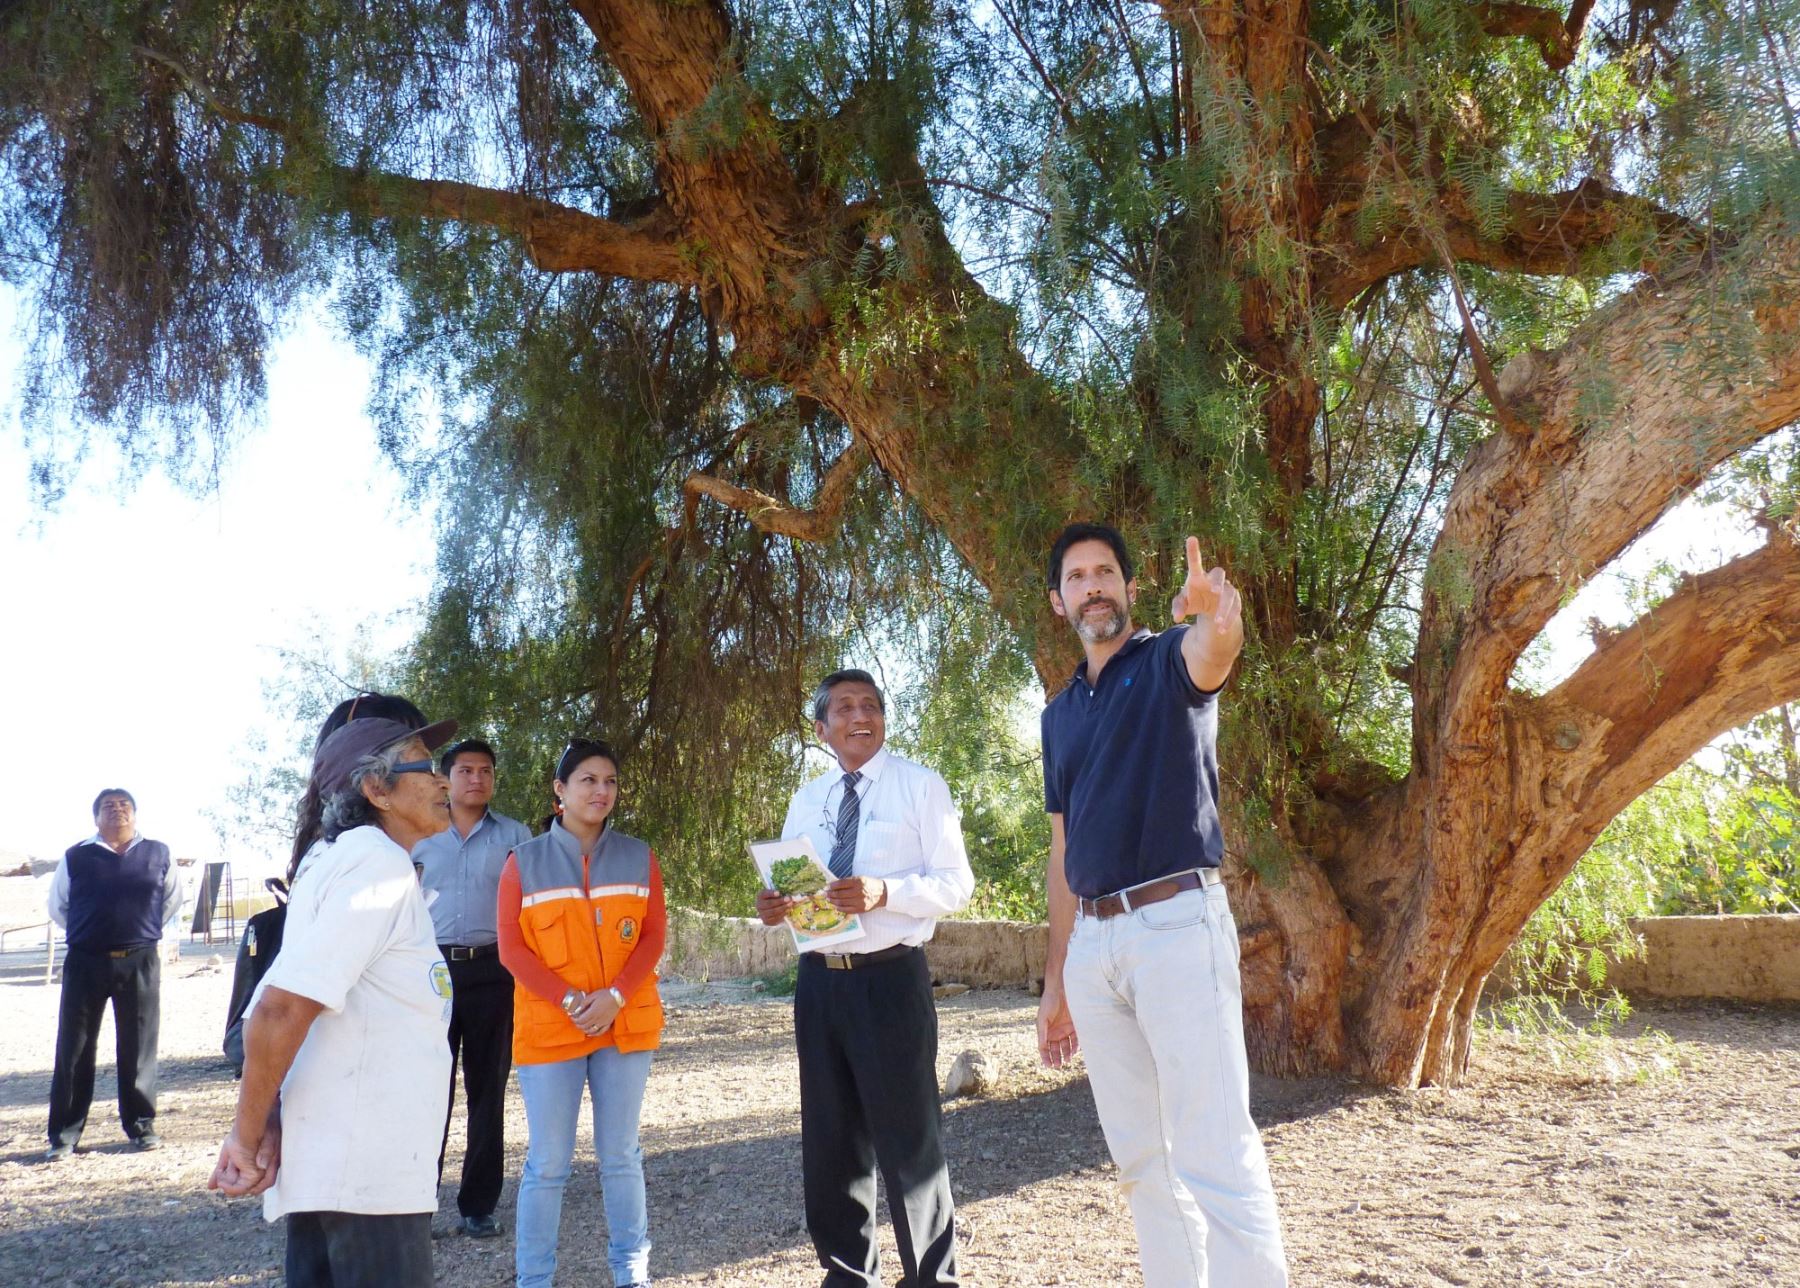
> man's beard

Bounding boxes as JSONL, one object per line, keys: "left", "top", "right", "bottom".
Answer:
{"left": 1073, "top": 596, "right": 1128, "bottom": 644}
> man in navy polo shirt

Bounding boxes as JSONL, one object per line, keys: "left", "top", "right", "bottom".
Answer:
{"left": 45, "top": 788, "right": 183, "bottom": 1160}
{"left": 1036, "top": 523, "right": 1287, "bottom": 1287}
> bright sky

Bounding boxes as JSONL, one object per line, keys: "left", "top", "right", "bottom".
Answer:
{"left": 0, "top": 290, "right": 435, "bottom": 869}
{"left": 0, "top": 286, "right": 1765, "bottom": 871}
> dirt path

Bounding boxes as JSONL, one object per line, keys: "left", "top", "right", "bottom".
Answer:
{"left": 1, "top": 946, "right": 1796, "bottom": 1286}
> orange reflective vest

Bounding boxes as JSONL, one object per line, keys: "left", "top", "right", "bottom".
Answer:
{"left": 511, "top": 820, "right": 664, "bottom": 1065}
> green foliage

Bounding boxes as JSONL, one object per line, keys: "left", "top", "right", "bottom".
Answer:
{"left": 1502, "top": 796, "right": 1665, "bottom": 1036}
{"left": 1656, "top": 781, "right": 1800, "bottom": 916}
{"left": 880, "top": 585, "right": 1049, "bottom": 920}
{"left": 769, "top": 856, "right": 825, "bottom": 895}
{"left": 1653, "top": 704, "right": 1800, "bottom": 916}
{"left": 752, "top": 959, "right": 800, "bottom": 997}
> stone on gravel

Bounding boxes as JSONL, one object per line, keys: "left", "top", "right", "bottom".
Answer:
{"left": 944, "top": 1048, "right": 997, "bottom": 1098}
{"left": 933, "top": 982, "right": 970, "bottom": 1000}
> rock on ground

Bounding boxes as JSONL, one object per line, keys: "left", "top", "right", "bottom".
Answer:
{"left": 945, "top": 1048, "right": 998, "bottom": 1098}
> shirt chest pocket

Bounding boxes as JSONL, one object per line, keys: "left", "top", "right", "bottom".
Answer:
{"left": 858, "top": 819, "right": 913, "bottom": 874}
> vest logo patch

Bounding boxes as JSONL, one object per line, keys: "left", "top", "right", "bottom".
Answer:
{"left": 618, "top": 916, "right": 638, "bottom": 943}
{"left": 430, "top": 961, "right": 453, "bottom": 1000}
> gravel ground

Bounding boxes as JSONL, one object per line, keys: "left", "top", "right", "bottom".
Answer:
{"left": 1, "top": 943, "right": 1796, "bottom": 1287}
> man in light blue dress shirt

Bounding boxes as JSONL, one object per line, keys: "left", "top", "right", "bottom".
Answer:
{"left": 757, "top": 669, "right": 975, "bottom": 1288}
{"left": 413, "top": 738, "right": 531, "bottom": 1238}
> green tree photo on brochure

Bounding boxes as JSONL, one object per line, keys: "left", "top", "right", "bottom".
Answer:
{"left": 748, "top": 837, "right": 865, "bottom": 951}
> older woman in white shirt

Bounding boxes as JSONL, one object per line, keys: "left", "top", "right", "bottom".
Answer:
{"left": 209, "top": 714, "right": 458, "bottom": 1288}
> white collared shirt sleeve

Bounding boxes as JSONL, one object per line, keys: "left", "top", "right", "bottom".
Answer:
{"left": 47, "top": 856, "right": 71, "bottom": 926}
{"left": 160, "top": 856, "right": 185, "bottom": 935}
{"left": 879, "top": 769, "right": 974, "bottom": 919}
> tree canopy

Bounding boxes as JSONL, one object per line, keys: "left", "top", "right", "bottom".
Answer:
{"left": 5, "top": 0, "right": 1799, "bottom": 1085}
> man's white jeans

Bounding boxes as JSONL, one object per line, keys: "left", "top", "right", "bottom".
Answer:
{"left": 1065, "top": 882, "right": 1288, "bottom": 1287}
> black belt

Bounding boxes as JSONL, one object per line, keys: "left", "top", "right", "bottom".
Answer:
{"left": 1078, "top": 867, "right": 1223, "bottom": 919}
{"left": 71, "top": 944, "right": 155, "bottom": 958}
{"left": 439, "top": 943, "right": 498, "bottom": 962}
{"left": 811, "top": 943, "right": 917, "bottom": 971}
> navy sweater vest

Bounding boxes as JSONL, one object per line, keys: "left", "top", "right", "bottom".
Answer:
{"left": 64, "top": 840, "right": 172, "bottom": 951}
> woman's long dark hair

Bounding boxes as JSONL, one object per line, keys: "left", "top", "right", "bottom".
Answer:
{"left": 287, "top": 693, "right": 427, "bottom": 881}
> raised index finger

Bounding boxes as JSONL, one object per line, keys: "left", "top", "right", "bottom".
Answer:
{"left": 1186, "top": 535, "right": 1203, "bottom": 580}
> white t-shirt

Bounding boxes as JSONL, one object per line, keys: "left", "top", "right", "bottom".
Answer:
{"left": 255, "top": 826, "right": 453, "bottom": 1219}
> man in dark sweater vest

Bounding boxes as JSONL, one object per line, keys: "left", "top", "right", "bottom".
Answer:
{"left": 45, "top": 788, "right": 184, "bottom": 1161}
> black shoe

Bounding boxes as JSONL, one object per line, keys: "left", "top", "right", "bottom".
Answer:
{"left": 43, "top": 1143, "right": 73, "bottom": 1162}
{"left": 461, "top": 1214, "right": 501, "bottom": 1239}
{"left": 132, "top": 1133, "right": 162, "bottom": 1152}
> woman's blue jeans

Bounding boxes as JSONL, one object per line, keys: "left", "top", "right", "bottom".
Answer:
{"left": 514, "top": 1045, "right": 654, "bottom": 1287}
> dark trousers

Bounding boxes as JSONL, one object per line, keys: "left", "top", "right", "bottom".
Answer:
{"left": 438, "top": 950, "right": 514, "bottom": 1219}
{"left": 285, "top": 1211, "right": 433, "bottom": 1288}
{"left": 795, "top": 946, "right": 959, "bottom": 1288}
{"left": 47, "top": 945, "right": 160, "bottom": 1147}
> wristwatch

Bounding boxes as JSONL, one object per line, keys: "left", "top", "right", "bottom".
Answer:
{"left": 561, "top": 988, "right": 581, "bottom": 1015}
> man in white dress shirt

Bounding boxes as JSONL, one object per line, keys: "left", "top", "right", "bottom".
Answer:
{"left": 757, "top": 668, "right": 974, "bottom": 1288}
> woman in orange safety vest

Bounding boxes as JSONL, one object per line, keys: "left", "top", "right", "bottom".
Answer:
{"left": 497, "top": 738, "right": 666, "bottom": 1288}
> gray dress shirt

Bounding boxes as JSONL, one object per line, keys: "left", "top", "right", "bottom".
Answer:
{"left": 413, "top": 810, "right": 533, "bottom": 947}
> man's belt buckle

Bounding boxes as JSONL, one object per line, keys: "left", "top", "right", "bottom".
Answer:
{"left": 817, "top": 943, "right": 909, "bottom": 970}
{"left": 1082, "top": 868, "right": 1220, "bottom": 920}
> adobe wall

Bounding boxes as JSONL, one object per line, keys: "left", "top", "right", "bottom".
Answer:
{"left": 1601, "top": 915, "right": 1800, "bottom": 1002}
{"left": 667, "top": 910, "right": 1800, "bottom": 1004}
{"left": 665, "top": 912, "right": 1050, "bottom": 990}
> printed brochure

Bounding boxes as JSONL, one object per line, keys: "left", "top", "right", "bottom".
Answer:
{"left": 747, "top": 835, "right": 867, "bottom": 953}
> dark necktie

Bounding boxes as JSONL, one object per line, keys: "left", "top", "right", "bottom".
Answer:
{"left": 828, "top": 771, "right": 863, "bottom": 879}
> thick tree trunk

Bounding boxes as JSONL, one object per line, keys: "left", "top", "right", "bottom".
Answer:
{"left": 1278, "top": 233, "right": 1800, "bottom": 1086}
{"left": 1270, "top": 524, "right": 1800, "bottom": 1084}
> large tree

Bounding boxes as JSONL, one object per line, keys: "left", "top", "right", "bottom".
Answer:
{"left": 4, "top": 0, "right": 1798, "bottom": 1085}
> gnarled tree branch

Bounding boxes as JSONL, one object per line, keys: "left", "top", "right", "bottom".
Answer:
{"left": 1472, "top": 1, "right": 1595, "bottom": 71}
{"left": 1416, "top": 526, "right": 1800, "bottom": 993}
{"left": 1416, "top": 224, "right": 1800, "bottom": 762}
{"left": 682, "top": 442, "right": 868, "bottom": 542}
{"left": 1316, "top": 176, "right": 1704, "bottom": 310}
{"left": 136, "top": 42, "right": 698, "bottom": 284}
{"left": 328, "top": 171, "right": 697, "bottom": 282}
{"left": 1542, "top": 527, "right": 1800, "bottom": 837}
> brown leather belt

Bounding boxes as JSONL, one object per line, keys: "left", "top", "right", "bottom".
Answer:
{"left": 1078, "top": 868, "right": 1222, "bottom": 920}
{"left": 812, "top": 943, "right": 917, "bottom": 971}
